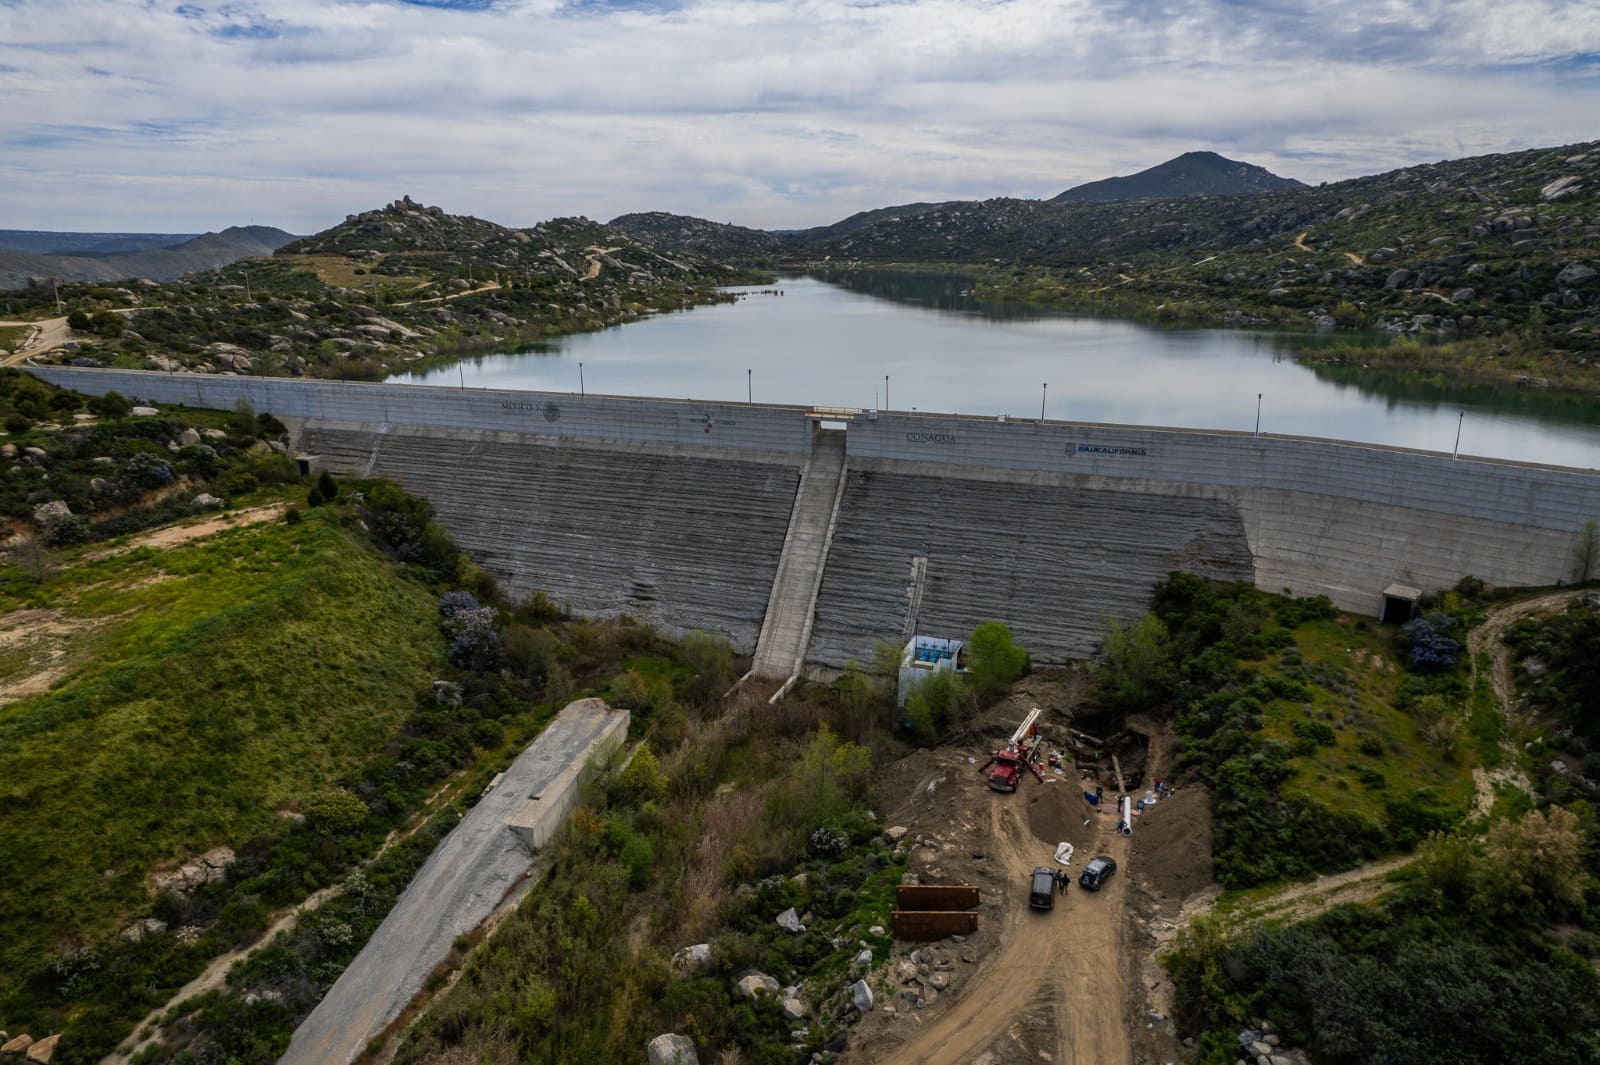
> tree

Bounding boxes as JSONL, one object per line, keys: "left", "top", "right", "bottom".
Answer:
{"left": 1092, "top": 613, "right": 1176, "bottom": 711}
{"left": 1574, "top": 519, "right": 1599, "bottom": 584}
{"left": 966, "top": 620, "right": 1028, "bottom": 702}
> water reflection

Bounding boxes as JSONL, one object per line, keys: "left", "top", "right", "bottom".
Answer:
{"left": 392, "top": 274, "right": 1600, "bottom": 468}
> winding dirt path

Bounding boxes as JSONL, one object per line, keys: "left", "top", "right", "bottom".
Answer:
{"left": 1463, "top": 589, "right": 1584, "bottom": 815}
{"left": 877, "top": 799, "right": 1131, "bottom": 1065}
{"left": 1469, "top": 589, "right": 1586, "bottom": 714}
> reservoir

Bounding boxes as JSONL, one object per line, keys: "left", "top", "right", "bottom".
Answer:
{"left": 392, "top": 274, "right": 1600, "bottom": 469}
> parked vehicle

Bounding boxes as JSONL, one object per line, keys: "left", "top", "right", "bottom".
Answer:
{"left": 1029, "top": 866, "right": 1058, "bottom": 910}
{"left": 1079, "top": 855, "right": 1117, "bottom": 891}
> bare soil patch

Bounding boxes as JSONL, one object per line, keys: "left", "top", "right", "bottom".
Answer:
{"left": 84, "top": 502, "right": 289, "bottom": 560}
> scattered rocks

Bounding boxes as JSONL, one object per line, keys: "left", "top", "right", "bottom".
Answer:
{"left": 646, "top": 1033, "right": 698, "bottom": 1065}
{"left": 150, "top": 846, "right": 235, "bottom": 896}
{"left": 178, "top": 427, "right": 201, "bottom": 446}
{"left": 884, "top": 826, "right": 908, "bottom": 843}
{"left": 776, "top": 907, "right": 805, "bottom": 933}
{"left": 779, "top": 993, "right": 810, "bottom": 1021}
{"left": 120, "top": 917, "right": 168, "bottom": 943}
{"left": 0, "top": 444, "right": 13, "bottom": 459}
{"left": 2, "top": 1035, "right": 33, "bottom": 1056}
{"left": 190, "top": 493, "right": 225, "bottom": 511}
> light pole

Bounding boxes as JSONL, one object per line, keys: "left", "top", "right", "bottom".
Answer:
{"left": 1041, "top": 382, "right": 1048, "bottom": 422}
{"left": 1255, "top": 393, "right": 1262, "bottom": 437}
{"left": 1453, "top": 410, "right": 1464, "bottom": 459}
{"left": 580, "top": 361, "right": 585, "bottom": 398}
{"left": 885, "top": 374, "right": 890, "bottom": 411}
{"left": 747, "top": 368, "right": 752, "bottom": 404}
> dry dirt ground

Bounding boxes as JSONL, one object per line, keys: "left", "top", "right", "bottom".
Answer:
{"left": 82, "top": 502, "right": 289, "bottom": 560}
{"left": 844, "top": 670, "right": 1209, "bottom": 1065}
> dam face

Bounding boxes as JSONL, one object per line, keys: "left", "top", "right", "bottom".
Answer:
{"left": 30, "top": 368, "right": 1600, "bottom": 668}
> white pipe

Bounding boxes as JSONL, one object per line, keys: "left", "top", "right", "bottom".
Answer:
{"left": 1118, "top": 795, "right": 1133, "bottom": 837}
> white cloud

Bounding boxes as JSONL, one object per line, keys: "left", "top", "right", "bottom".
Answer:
{"left": 0, "top": 0, "right": 1597, "bottom": 231}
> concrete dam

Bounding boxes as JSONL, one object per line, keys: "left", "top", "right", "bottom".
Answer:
{"left": 31, "top": 368, "right": 1600, "bottom": 677}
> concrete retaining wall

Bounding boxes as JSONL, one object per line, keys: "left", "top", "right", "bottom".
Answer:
{"left": 29, "top": 368, "right": 1600, "bottom": 664}
{"left": 505, "top": 699, "right": 630, "bottom": 849}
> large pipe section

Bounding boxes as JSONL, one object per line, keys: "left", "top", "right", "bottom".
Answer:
{"left": 1118, "top": 794, "right": 1133, "bottom": 836}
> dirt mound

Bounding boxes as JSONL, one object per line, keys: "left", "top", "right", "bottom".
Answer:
{"left": 1128, "top": 785, "right": 1212, "bottom": 902}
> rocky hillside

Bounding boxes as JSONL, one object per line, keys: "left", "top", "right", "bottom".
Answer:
{"left": 31, "top": 198, "right": 757, "bottom": 381}
{"left": 806, "top": 140, "right": 1600, "bottom": 392}
{"left": 1051, "top": 150, "right": 1305, "bottom": 202}
{"left": 608, "top": 211, "right": 785, "bottom": 263}
{"left": 0, "top": 227, "right": 297, "bottom": 291}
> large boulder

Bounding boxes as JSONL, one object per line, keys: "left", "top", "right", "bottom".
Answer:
{"left": 736, "top": 972, "right": 780, "bottom": 1000}
{"left": 24, "top": 1033, "right": 59, "bottom": 1063}
{"left": 850, "top": 979, "right": 874, "bottom": 1013}
{"left": 671, "top": 943, "right": 712, "bottom": 973}
{"left": 31, "top": 500, "right": 71, "bottom": 527}
{"left": 646, "top": 1034, "right": 698, "bottom": 1065}
{"left": 1556, "top": 262, "right": 1596, "bottom": 286}
{"left": 779, "top": 993, "right": 810, "bottom": 1021}
{"left": 776, "top": 907, "right": 805, "bottom": 933}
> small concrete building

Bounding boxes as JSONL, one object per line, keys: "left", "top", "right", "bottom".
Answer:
{"left": 897, "top": 635, "right": 967, "bottom": 706}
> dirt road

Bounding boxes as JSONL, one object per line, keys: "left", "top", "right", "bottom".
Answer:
{"left": 0, "top": 315, "right": 70, "bottom": 365}
{"left": 1469, "top": 588, "right": 1586, "bottom": 715}
{"left": 870, "top": 786, "right": 1131, "bottom": 1065}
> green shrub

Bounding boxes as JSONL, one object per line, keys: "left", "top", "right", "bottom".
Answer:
{"left": 966, "top": 620, "right": 1029, "bottom": 702}
{"left": 4, "top": 412, "right": 31, "bottom": 434}
{"left": 301, "top": 789, "right": 369, "bottom": 837}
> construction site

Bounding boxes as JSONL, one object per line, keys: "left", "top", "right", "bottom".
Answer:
{"left": 841, "top": 671, "right": 1208, "bottom": 1065}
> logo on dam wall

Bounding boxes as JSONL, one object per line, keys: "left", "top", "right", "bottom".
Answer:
{"left": 694, "top": 414, "right": 737, "bottom": 433}
{"left": 1067, "top": 443, "right": 1150, "bottom": 457}
{"left": 542, "top": 403, "right": 561, "bottom": 423}
{"left": 500, "top": 400, "right": 540, "bottom": 412}
{"left": 905, "top": 431, "right": 957, "bottom": 444}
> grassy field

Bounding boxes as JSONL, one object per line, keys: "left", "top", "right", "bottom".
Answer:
{"left": 1257, "top": 617, "right": 1476, "bottom": 826}
{"left": 0, "top": 507, "right": 445, "bottom": 996}
{"left": 0, "top": 323, "right": 28, "bottom": 352}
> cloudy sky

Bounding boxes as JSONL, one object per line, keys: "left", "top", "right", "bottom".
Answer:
{"left": 2, "top": 0, "right": 1598, "bottom": 234}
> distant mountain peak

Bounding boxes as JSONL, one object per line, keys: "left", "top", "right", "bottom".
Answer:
{"left": 1052, "top": 152, "right": 1305, "bottom": 203}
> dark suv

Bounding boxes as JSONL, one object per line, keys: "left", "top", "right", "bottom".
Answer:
{"left": 1029, "top": 866, "right": 1058, "bottom": 910}
{"left": 1079, "top": 855, "right": 1117, "bottom": 891}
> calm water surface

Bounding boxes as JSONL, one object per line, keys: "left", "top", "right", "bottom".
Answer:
{"left": 393, "top": 275, "right": 1600, "bottom": 469}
